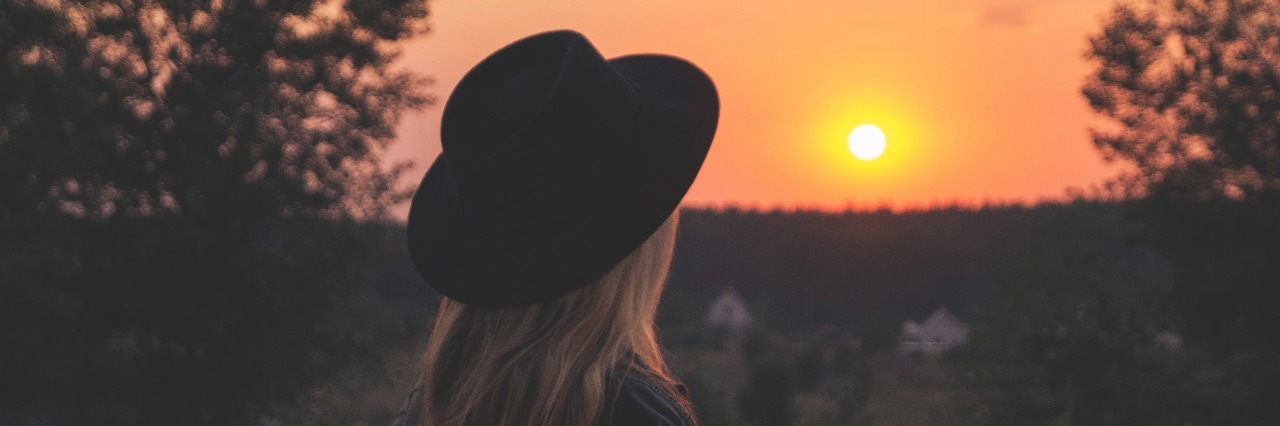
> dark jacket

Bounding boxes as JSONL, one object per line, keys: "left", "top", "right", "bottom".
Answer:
{"left": 391, "top": 372, "right": 694, "bottom": 426}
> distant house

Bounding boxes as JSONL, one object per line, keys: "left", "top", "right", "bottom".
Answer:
{"left": 899, "top": 307, "right": 969, "bottom": 354}
{"left": 1154, "top": 331, "right": 1183, "bottom": 351}
{"left": 705, "top": 286, "right": 753, "bottom": 334}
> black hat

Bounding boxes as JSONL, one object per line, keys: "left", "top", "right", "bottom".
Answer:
{"left": 406, "top": 30, "right": 719, "bottom": 307}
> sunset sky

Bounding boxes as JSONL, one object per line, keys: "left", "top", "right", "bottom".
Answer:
{"left": 388, "top": 0, "right": 1122, "bottom": 217}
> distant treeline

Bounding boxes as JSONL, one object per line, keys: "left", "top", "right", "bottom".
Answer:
{"left": 374, "top": 200, "right": 1142, "bottom": 336}
{"left": 661, "top": 201, "right": 1141, "bottom": 329}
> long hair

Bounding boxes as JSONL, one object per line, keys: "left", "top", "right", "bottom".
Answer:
{"left": 418, "top": 213, "right": 692, "bottom": 426}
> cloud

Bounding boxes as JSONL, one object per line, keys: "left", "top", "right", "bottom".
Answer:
{"left": 980, "top": 5, "right": 1032, "bottom": 28}
{"left": 940, "top": 2, "right": 1045, "bottom": 31}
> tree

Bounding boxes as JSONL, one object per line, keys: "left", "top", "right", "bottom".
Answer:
{"left": 0, "top": 0, "right": 429, "bottom": 423}
{"left": 1083, "top": 0, "right": 1280, "bottom": 200}
{"left": 1083, "top": 1, "right": 1280, "bottom": 421}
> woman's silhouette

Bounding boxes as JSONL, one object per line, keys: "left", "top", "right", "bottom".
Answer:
{"left": 395, "top": 29, "right": 719, "bottom": 425}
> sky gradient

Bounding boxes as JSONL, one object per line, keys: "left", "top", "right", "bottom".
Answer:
{"left": 388, "top": 0, "right": 1121, "bottom": 217}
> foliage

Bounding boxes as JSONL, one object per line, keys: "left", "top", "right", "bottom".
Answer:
{"left": 827, "top": 339, "right": 874, "bottom": 424}
{"left": 853, "top": 309, "right": 904, "bottom": 353}
{"left": 737, "top": 361, "right": 795, "bottom": 426}
{"left": 1085, "top": 0, "right": 1280, "bottom": 422}
{"left": 737, "top": 331, "right": 796, "bottom": 426}
{"left": 794, "top": 344, "right": 827, "bottom": 392}
{"left": 0, "top": 0, "right": 429, "bottom": 423}
{"left": 672, "top": 324, "right": 875, "bottom": 426}
{"left": 950, "top": 205, "right": 1206, "bottom": 424}
{"left": 1083, "top": 0, "right": 1280, "bottom": 199}
{"left": 1134, "top": 195, "right": 1280, "bottom": 422}
{"left": 680, "top": 369, "right": 738, "bottom": 426}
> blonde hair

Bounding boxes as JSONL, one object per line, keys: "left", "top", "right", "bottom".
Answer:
{"left": 418, "top": 213, "right": 692, "bottom": 426}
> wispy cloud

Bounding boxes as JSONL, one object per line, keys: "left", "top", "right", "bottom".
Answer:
{"left": 939, "top": 2, "right": 1042, "bottom": 30}
{"left": 980, "top": 5, "right": 1032, "bottom": 28}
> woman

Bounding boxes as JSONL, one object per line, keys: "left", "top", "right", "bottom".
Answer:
{"left": 396, "top": 29, "right": 719, "bottom": 426}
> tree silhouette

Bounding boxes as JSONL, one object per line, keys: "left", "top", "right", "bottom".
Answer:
{"left": 0, "top": 0, "right": 429, "bottom": 423}
{"left": 1083, "top": 0, "right": 1280, "bottom": 199}
{"left": 1084, "top": 0, "right": 1280, "bottom": 422}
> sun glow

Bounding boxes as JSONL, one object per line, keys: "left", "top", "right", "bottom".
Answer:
{"left": 848, "top": 124, "right": 886, "bottom": 161}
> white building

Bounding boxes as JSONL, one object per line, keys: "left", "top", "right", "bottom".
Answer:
{"left": 705, "top": 286, "right": 753, "bottom": 333}
{"left": 899, "top": 306, "right": 969, "bottom": 354}
{"left": 1154, "top": 331, "right": 1183, "bottom": 351}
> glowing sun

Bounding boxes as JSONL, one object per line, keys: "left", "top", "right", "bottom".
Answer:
{"left": 848, "top": 124, "right": 886, "bottom": 161}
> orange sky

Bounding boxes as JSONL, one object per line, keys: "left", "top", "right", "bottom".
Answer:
{"left": 388, "top": 0, "right": 1121, "bottom": 218}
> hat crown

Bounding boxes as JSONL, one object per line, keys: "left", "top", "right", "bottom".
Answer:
{"left": 440, "top": 30, "right": 641, "bottom": 229}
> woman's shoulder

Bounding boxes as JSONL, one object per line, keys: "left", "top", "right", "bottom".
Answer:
{"left": 391, "top": 381, "right": 423, "bottom": 426}
{"left": 604, "top": 371, "right": 695, "bottom": 426}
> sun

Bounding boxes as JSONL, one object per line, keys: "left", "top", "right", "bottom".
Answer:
{"left": 848, "top": 124, "right": 886, "bottom": 161}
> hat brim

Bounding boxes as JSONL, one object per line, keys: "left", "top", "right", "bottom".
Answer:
{"left": 407, "top": 54, "right": 719, "bottom": 308}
